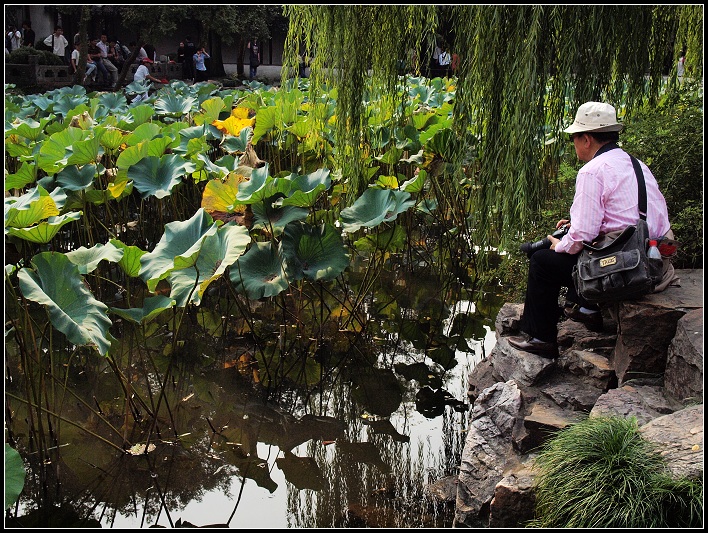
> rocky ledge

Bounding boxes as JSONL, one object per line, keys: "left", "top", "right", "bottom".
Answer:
{"left": 444, "top": 269, "right": 703, "bottom": 528}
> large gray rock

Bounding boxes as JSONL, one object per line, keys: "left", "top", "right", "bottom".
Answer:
{"left": 613, "top": 269, "right": 703, "bottom": 383}
{"left": 454, "top": 380, "right": 522, "bottom": 527}
{"left": 640, "top": 403, "right": 703, "bottom": 480}
{"left": 664, "top": 308, "right": 703, "bottom": 403}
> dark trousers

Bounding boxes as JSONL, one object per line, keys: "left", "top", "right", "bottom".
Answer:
{"left": 519, "top": 248, "right": 594, "bottom": 343}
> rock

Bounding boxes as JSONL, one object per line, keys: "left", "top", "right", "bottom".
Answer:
{"left": 640, "top": 403, "right": 703, "bottom": 480}
{"left": 453, "top": 269, "right": 703, "bottom": 527}
{"left": 664, "top": 308, "right": 703, "bottom": 403}
{"left": 454, "top": 381, "right": 522, "bottom": 527}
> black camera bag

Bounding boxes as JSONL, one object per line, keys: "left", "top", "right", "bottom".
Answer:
{"left": 572, "top": 155, "right": 663, "bottom": 304}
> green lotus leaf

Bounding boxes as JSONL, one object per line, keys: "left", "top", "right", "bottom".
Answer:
{"left": 167, "top": 222, "right": 251, "bottom": 306}
{"left": 55, "top": 164, "right": 96, "bottom": 191}
{"left": 109, "top": 295, "right": 176, "bottom": 324}
{"left": 126, "top": 123, "right": 162, "bottom": 146}
{"left": 125, "top": 80, "right": 151, "bottom": 95}
{"left": 236, "top": 164, "right": 281, "bottom": 204}
{"left": 96, "top": 92, "right": 129, "bottom": 115}
{"left": 220, "top": 128, "right": 251, "bottom": 154}
{"left": 400, "top": 149, "right": 425, "bottom": 165}
{"left": 110, "top": 239, "right": 147, "bottom": 278}
{"left": 339, "top": 189, "right": 415, "bottom": 233}
{"left": 198, "top": 96, "right": 226, "bottom": 125}
{"left": 229, "top": 241, "right": 289, "bottom": 300}
{"left": 37, "top": 126, "right": 85, "bottom": 174}
{"left": 4, "top": 185, "right": 59, "bottom": 229}
{"left": 282, "top": 221, "right": 349, "bottom": 282}
{"left": 65, "top": 242, "right": 124, "bottom": 274}
{"left": 4, "top": 137, "right": 32, "bottom": 158}
{"left": 98, "top": 127, "right": 125, "bottom": 151}
{"left": 251, "top": 106, "right": 277, "bottom": 145}
{"left": 400, "top": 168, "right": 427, "bottom": 193}
{"left": 287, "top": 116, "right": 310, "bottom": 139}
{"left": 5, "top": 162, "right": 37, "bottom": 191}
{"left": 412, "top": 110, "right": 437, "bottom": 131}
{"left": 423, "top": 126, "right": 455, "bottom": 158}
{"left": 66, "top": 135, "right": 102, "bottom": 166}
{"left": 117, "top": 103, "right": 154, "bottom": 131}
{"left": 63, "top": 104, "right": 93, "bottom": 128}
{"left": 9, "top": 117, "right": 50, "bottom": 141}
{"left": 146, "top": 136, "right": 174, "bottom": 158}
{"left": 140, "top": 208, "right": 221, "bottom": 292}
{"left": 17, "top": 252, "right": 113, "bottom": 355}
{"left": 128, "top": 153, "right": 195, "bottom": 199}
{"left": 5, "top": 443, "right": 25, "bottom": 511}
{"left": 394, "top": 124, "right": 420, "bottom": 151}
{"left": 280, "top": 167, "right": 331, "bottom": 208}
{"left": 353, "top": 224, "right": 407, "bottom": 253}
{"left": 251, "top": 198, "right": 308, "bottom": 236}
{"left": 155, "top": 93, "right": 197, "bottom": 117}
{"left": 53, "top": 95, "right": 90, "bottom": 119}
{"left": 116, "top": 141, "right": 149, "bottom": 182}
{"left": 5, "top": 212, "right": 82, "bottom": 244}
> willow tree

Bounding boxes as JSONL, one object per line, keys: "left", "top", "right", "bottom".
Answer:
{"left": 283, "top": 5, "right": 702, "bottom": 255}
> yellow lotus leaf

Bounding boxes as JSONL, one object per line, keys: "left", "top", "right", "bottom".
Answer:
{"left": 231, "top": 107, "right": 251, "bottom": 119}
{"left": 212, "top": 115, "right": 256, "bottom": 136}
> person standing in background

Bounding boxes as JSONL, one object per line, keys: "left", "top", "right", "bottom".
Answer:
{"left": 97, "top": 34, "right": 119, "bottom": 86}
{"left": 193, "top": 45, "right": 210, "bottom": 83}
{"left": 677, "top": 53, "right": 686, "bottom": 82}
{"left": 7, "top": 25, "right": 22, "bottom": 52}
{"left": 22, "top": 21, "right": 34, "bottom": 48}
{"left": 247, "top": 37, "right": 260, "bottom": 80}
{"left": 43, "top": 26, "right": 69, "bottom": 64}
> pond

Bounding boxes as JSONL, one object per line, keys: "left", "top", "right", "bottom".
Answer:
{"left": 6, "top": 257, "right": 506, "bottom": 528}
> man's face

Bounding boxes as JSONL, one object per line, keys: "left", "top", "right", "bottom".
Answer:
{"left": 101, "top": 35, "right": 107, "bottom": 43}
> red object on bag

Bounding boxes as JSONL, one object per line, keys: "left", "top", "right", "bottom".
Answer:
{"left": 160, "top": 78, "right": 169, "bottom": 84}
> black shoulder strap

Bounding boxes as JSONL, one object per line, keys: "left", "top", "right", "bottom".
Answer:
{"left": 629, "top": 155, "right": 648, "bottom": 221}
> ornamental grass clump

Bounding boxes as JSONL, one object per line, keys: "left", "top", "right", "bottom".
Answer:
{"left": 529, "top": 416, "right": 703, "bottom": 528}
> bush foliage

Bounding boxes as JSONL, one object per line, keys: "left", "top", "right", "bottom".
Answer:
{"left": 6, "top": 47, "right": 65, "bottom": 66}
{"left": 529, "top": 416, "right": 703, "bottom": 528}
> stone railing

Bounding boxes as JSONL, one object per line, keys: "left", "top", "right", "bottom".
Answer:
{"left": 5, "top": 56, "right": 184, "bottom": 90}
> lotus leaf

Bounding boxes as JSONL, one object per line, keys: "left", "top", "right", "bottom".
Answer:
{"left": 128, "top": 153, "right": 195, "bottom": 199}
{"left": 281, "top": 221, "right": 349, "bottom": 282}
{"left": 251, "top": 197, "right": 308, "bottom": 235}
{"left": 65, "top": 242, "right": 124, "bottom": 274}
{"left": 66, "top": 135, "right": 102, "bottom": 166}
{"left": 196, "top": 96, "right": 226, "bottom": 126}
{"left": 400, "top": 168, "right": 427, "bottom": 193}
{"left": 220, "top": 127, "right": 251, "bottom": 154}
{"left": 166, "top": 222, "right": 251, "bottom": 306}
{"left": 126, "top": 123, "right": 162, "bottom": 146}
{"left": 139, "top": 208, "right": 221, "bottom": 292}
{"left": 37, "top": 126, "right": 85, "bottom": 175}
{"left": 155, "top": 93, "right": 197, "bottom": 118}
{"left": 55, "top": 164, "right": 97, "bottom": 191}
{"left": 229, "top": 241, "right": 289, "bottom": 300}
{"left": 5, "top": 163, "right": 37, "bottom": 191}
{"left": 280, "top": 167, "right": 331, "bottom": 208}
{"left": 201, "top": 172, "right": 250, "bottom": 214}
{"left": 109, "top": 239, "right": 147, "bottom": 278}
{"left": 96, "top": 92, "right": 129, "bottom": 114}
{"left": 4, "top": 185, "right": 59, "bottom": 229}
{"left": 17, "top": 252, "right": 113, "bottom": 355}
{"left": 109, "top": 295, "right": 176, "bottom": 324}
{"left": 5, "top": 212, "right": 82, "bottom": 244}
{"left": 5, "top": 444, "right": 25, "bottom": 511}
{"left": 339, "top": 188, "right": 415, "bottom": 233}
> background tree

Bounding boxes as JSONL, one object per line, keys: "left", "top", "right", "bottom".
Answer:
{"left": 284, "top": 5, "right": 703, "bottom": 258}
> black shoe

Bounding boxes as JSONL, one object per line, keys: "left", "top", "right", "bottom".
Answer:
{"left": 507, "top": 335, "right": 558, "bottom": 359}
{"left": 563, "top": 304, "right": 603, "bottom": 332}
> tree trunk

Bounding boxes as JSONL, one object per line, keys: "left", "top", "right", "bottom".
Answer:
{"left": 74, "top": 6, "right": 91, "bottom": 85}
{"left": 116, "top": 38, "right": 141, "bottom": 89}
{"left": 208, "top": 30, "right": 225, "bottom": 78}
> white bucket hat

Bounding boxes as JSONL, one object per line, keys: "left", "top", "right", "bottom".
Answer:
{"left": 564, "top": 101, "right": 623, "bottom": 134}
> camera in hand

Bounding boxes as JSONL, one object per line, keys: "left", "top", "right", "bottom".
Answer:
{"left": 519, "top": 225, "right": 569, "bottom": 257}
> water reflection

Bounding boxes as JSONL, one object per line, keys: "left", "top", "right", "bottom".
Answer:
{"left": 7, "top": 268, "right": 503, "bottom": 528}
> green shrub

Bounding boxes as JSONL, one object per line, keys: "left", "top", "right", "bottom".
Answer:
{"left": 528, "top": 416, "right": 703, "bottom": 528}
{"left": 620, "top": 81, "right": 704, "bottom": 269}
{"left": 7, "top": 47, "right": 64, "bottom": 66}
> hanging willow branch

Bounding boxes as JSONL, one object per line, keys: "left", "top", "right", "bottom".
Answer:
{"left": 282, "top": 5, "right": 438, "bottom": 200}
{"left": 283, "top": 5, "right": 702, "bottom": 257}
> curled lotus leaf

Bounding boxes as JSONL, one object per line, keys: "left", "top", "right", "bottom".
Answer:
{"left": 65, "top": 242, "right": 124, "bottom": 275}
{"left": 339, "top": 188, "right": 415, "bottom": 234}
{"left": 17, "top": 252, "right": 113, "bottom": 356}
{"left": 109, "top": 295, "right": 176, "bottom": 324}
{"left": 128, "top": 153, "right": 196, "bottom": 199}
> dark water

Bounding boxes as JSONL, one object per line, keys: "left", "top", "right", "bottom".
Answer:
{"left": 6, "top": 265, "right": 503, "bottom": 528}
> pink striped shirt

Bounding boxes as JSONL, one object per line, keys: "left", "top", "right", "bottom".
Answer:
{"left": 555, "top": 147, "right": 670, "bottom": 255}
